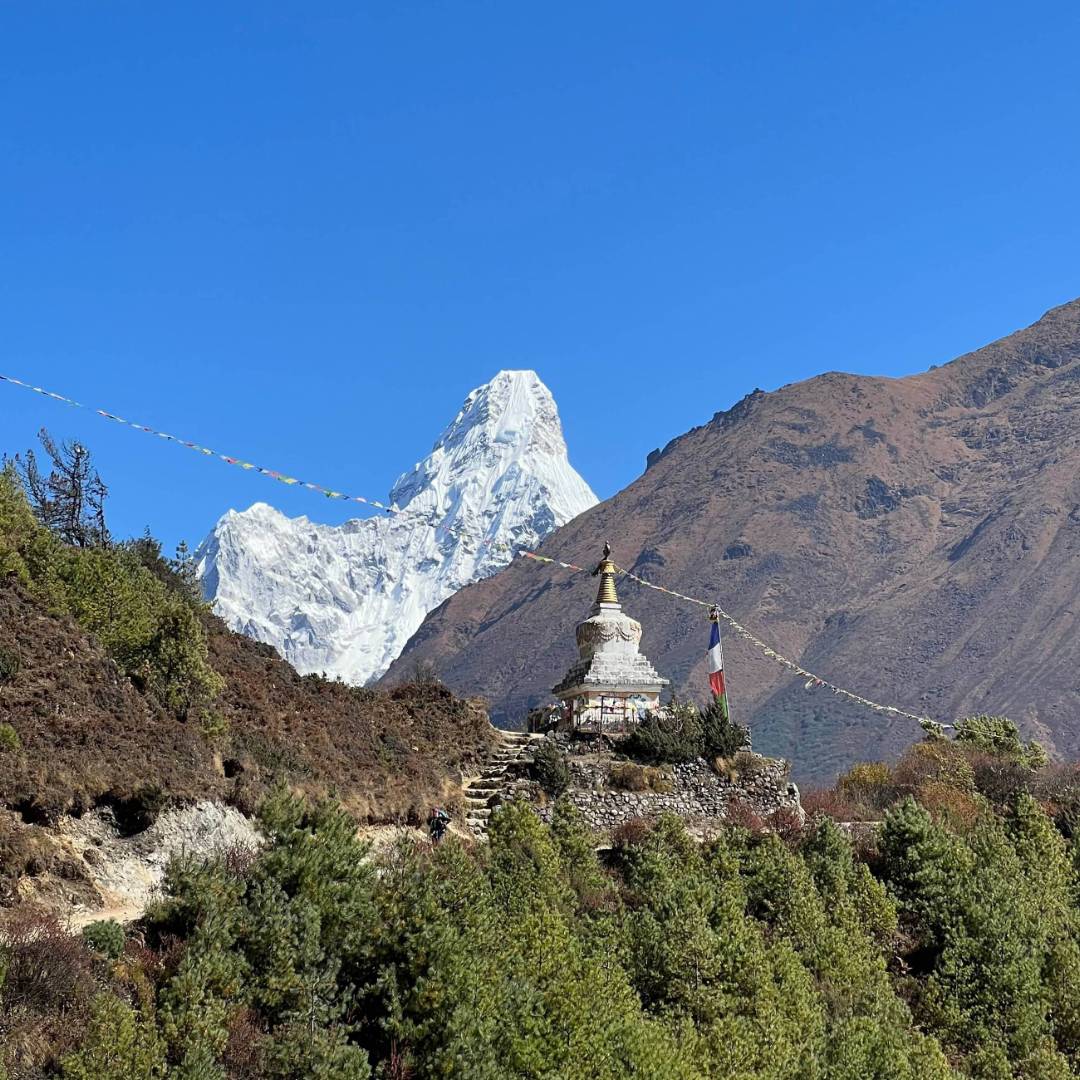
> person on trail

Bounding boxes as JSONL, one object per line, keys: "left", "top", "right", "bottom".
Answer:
{"left": 428, "top": 806, "right": 451, "bottom": 843}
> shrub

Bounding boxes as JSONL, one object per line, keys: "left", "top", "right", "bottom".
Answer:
{"left": 954, "top": 714, "right": 1025, "bottom": 754}
{"left": 0, "top": 906, "right": 95, "bottom": 1015}
{"left": 724, "top": 797, "right": 766, "bottom": 834}
{"left": 198, "top": 708, "right": 230, "bottom": 742}
{"left": 222, "top": 1007, "right": 268, "bottom": 1080}
{"left": 0, "top": 647, "right": 20, "bottom": 684}
{"left": 59, "top": 993, "right": 167, "bottom": 1080}
{"left": 611, "top": 816, "right": 653, "bottom": 848}
{"left": 967, "top": 750, "right": 1035, "bottom": 805}
{"left": 914, "top": 780, "right": 982, "bottom": 831}
{"left": 0, "top": 723, "right": 20, "bottom": 753}
{"left": 732, "top": 750, "right": 770, "bottom": 778}
{"left": 82, "top": 919, "right": 126, "bottom": 959}
{"left": 623, "top": 703, "right": 703, "bottom": 764}
{"left": 700, "top": 694, "right": 749, "bottom": 759}
{"left": 894, "top": 739, "right": 976, "bottom": 797}
{"left": 608, "top": 762, "right": 674, "bottom": 793}
{"left": 408, "top": 659, "right": 442, "bottom": 687}
{"left": 532, "top": 740, "right": 570, "bottom": 798}
{"left": 954, "top": 714, "right": 1046, "bottom": 768}
{"left": 837, "top": 761, "right": 895, "bottom": 812}
{"left": 1032, "top": 764, "right": 1080, "bottom": 837}
{"left": 221, "top": 842, "right": 260, "bottom": 880}
{"left": 801, "top": 788, "right": 874, "bottom": 822}
{"left": 767, "top": 805, "right": 805, "bottom": 842}
{"left": 0, "top": 460, "right": 50, "bottom": 581}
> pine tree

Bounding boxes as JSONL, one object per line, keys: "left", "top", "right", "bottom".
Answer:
{"left": 15, "top": 428, "right": 110, "bottom": 547}
{"left": 172, "top": 539, "right": 202, "bottom": 601}
{"left": 154, "top": 860, "right": 248, "bottom": 1065}
{"left": 261, "top": 1023, "right": 370, "bottom": 1079}
{"left": 60, "top": 994, "right": 167, "bottom": 1080}
{"left": 367, "top": 837, "right": 507, "bottom": 1078}
{"left": 700, "top": 693, "right": 749, "bottom": 759}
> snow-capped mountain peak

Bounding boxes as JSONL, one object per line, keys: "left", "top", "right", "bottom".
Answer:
{"left": 196, "top": 371, "right": 596, "bottom": 684}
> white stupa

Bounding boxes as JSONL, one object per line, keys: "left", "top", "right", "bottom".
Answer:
{"left": 552, "top": 544, "right": 669, "bottom": 733}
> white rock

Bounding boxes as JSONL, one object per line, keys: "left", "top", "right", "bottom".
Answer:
{"left": 63, "top": 802, "right": 261, "bottom": 927}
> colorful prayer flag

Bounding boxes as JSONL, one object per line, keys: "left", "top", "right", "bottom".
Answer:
{"left": 708, "top": 612, "right": 727, "bottom": 702}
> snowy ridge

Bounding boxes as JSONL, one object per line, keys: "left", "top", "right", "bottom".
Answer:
{"left": 196, "top": 371, "right": 596, "bottom": 684}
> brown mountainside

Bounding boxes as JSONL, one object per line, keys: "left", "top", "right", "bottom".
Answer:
{"left": 385, "top": 299, "right": 1080, "bottom": 784}
{"left": 0, "top": 578, "right": 492, "bottom": 830}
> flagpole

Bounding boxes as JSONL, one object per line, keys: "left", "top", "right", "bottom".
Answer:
{"left": 708, "top": 604, "right": 735, "bottom": 729}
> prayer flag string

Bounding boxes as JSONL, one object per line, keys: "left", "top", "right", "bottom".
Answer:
{"left": 520, "top": 551, "right": 948, "bottom": 736}
{"left": 0, "top": 373, "right": 411, "bottom": 516}
{"left": 615, "top": 562, "right": 948, "bottom": 734}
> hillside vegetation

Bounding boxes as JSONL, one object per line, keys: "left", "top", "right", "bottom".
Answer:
{"left": 0, "top": 460, "right": 493, "bottom": 902}
{"left": 8, "top": 441, "right": 1080, "bottom": 1077}
{"left": 5, "top": 732, "right": 1080, "bottom": 1078}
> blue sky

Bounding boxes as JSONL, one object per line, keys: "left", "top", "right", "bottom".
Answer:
{"left": 2, "top": 3, "right": 1079, "bottom": 551}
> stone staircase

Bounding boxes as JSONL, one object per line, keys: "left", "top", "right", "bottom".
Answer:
{"left": 462, "top": 729, "right": 546, "bottom": 838}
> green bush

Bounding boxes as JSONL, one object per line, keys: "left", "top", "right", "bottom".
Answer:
{"left": 60, "top": 993, "right": 166, "bottom": 1079}
{"left": 955, "top": 714, "right": 1046, "bottom": 769}
{"left": 0, "top": 647, "right": 20, "bottom": 684}
{"left": 0, "top": 468, "right": 222, "bottom": 715}
{"left": 82, "top": 918, "right": 126, "bottom": 959}
{"left": 700, "top": 693, "right": 749, "bottom": 759}
{"left": 623, "top": 702, "right": 703, "bottom": 764}
{"left": 0, "top": 461, "right": 43, "bottom": 581}
{"left": 532, "top": 740, "right": 570, "bottom": 797}
{"left": 0, "top": 723, "right": 20, "bottom": 753}
{"left": 198, "top": 708, "right": 230, "bottom": 742}
{"left": 837, "top": 761, "right": 895, "bottom": 810}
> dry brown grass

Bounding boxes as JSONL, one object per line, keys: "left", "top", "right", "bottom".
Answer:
{"left": 0, "top": 906, "right": 96, "bottom": 1076}
{"left": 800, "top": 788, "right": 875, "bottom": 822}
{"left": 608, "top": 762, "right": 674, "bottom": 793}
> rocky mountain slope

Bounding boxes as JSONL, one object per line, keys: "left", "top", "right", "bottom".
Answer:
{"left": 386, "top": 299, "right": 1080, "bottom": 784}
{"left": 197, "top": 370, "right": 596, "bottom": 684}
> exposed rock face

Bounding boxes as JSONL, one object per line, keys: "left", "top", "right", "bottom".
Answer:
{"left": 10, "top": 802, "right": 261, "bottom": 926}
{"left": 386, "top": 299, "right": 1080, "bottom": 784}
{"left": 197, "top": 371, "right": 596, "bottom": 684}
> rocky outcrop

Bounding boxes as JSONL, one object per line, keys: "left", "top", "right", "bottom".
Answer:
{"left": 7, "top": 801, "right": 261, "bottom": 926}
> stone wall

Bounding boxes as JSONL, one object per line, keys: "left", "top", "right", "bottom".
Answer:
{"left": 532, "top": 750, "right": 802, "bottom": 834}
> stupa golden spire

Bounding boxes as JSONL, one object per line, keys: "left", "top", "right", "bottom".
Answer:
{"left": 552, "top": 540, "right": 669, "bottom": 732}
{"left": 593, "top": 542, "right": 619, "bottom": 606}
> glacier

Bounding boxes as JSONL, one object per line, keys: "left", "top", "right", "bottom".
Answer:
{"left": 195, "top": 370, "right": 597, "bottom": 684}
